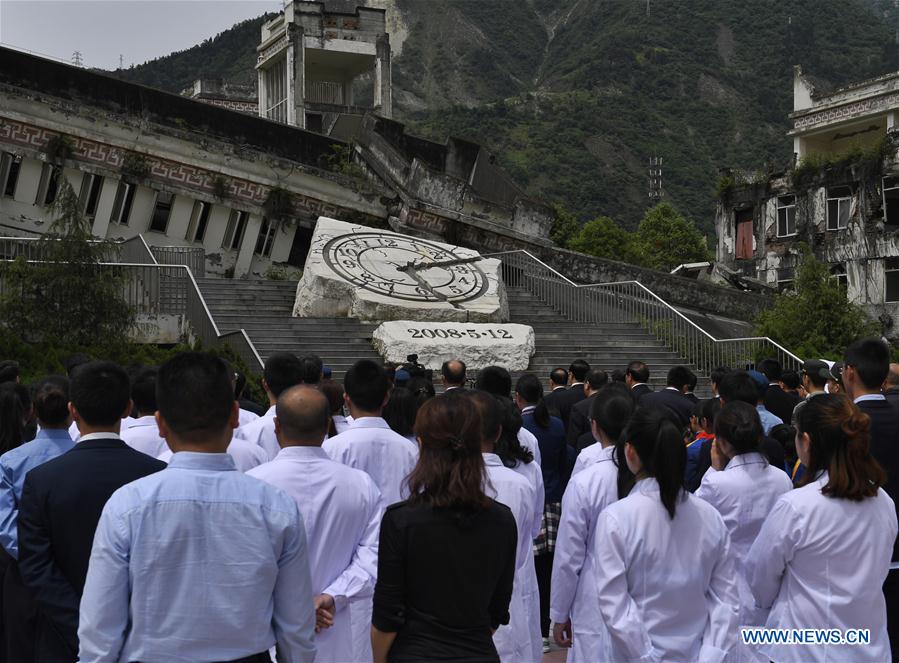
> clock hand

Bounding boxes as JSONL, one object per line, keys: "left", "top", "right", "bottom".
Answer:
{"left": 402, "top": 265, "right": 462, "bottom": 309}
{"left": 397, "top": 255, "right": 484, "bottom": 272}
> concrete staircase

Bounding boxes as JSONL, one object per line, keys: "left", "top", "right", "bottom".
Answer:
{"left": 196, "top": 279, "right": 697, "bottom": 390}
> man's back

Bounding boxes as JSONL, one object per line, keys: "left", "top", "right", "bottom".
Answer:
{"left": 566, "top": 395, "right": 595, "bottom": 446}
{"left": 119, "top": 416, "right": 168, "bottom": 458}
{"left": 858, "top": 398, "right": 899, "bottom": 559}
{"left": 18, "top": 437, "right": 165, "bottom": 656}
{"left": 640, "top": 388, "right": 693, "bottom": 429}
{"left": 78, "top": 452, "right": 315, "bottom": 662}
{"left": 763, "top": 385, "right": 801, "bottom": 425}
{"left": 322, "top": 417, "right": 418, "bottom": 505}
{"left": 234, "top": 406, "right": 278, "bottom": 459}
{"left": 555, "top": 385, "right": 586, "bottom": 429}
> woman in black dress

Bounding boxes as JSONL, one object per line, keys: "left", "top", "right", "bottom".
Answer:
{"left": 371, "top": 394, "right": 518, "bottom": 663}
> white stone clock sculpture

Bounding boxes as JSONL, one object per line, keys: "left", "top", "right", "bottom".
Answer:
{"left": 294, "top": 218, "right": 535, "bottom": 370}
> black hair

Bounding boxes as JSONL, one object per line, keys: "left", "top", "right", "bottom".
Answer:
{"left": 70, "top": 361, "right": 130, "bottom": 427}
{"left": 717, "top": 370, "right": 758, "bottom": 406}
{"left": 407, "top": 376, "right": 436, "bottom": 401}
{"left": 0, "top": 384, "right": 24, "bottom": 454}
{"left": 0, "top": 360, "right": 19, "bottom": 384}
{"left": 699, "top": 397, "right": 722, "bottom": 428}
{"left": 685, "top": 369, "right": 697, "bottom": 392}
{"left": 234, "top": 371, "right": 247, "bottom": 399}
{"left": 33, "top": 376, "right": 69, "bottom": 427}
{"left": 131, "top": 367, "right": 158, "bottom": 415}
{"left": 319, "top": 380, "right": 344, "bottom": 415}
{"left": 666, "top": 365, "right": 693, "bottom": 390}
{"left": 710, "top": 366, "right": 730, "bottom": 387}
{"left": 769, "top": 423, "right": 796, "bottom": 463}
{"left": 493, "top": 395, "right": 533, "bottom": 467}
{"left": 626, "top": 361, "right": 650, "bottom": 383}
{"left": 64, "top": 353, "right": 91, "bottom": 377}
{"left": 610, "top": 369, "right": 626, "bottom": 383}
{"left": 475, "top": 366, "right": 512, "bottom": 398}
{"left": 441, "top": 359, "right": 466, "bottom": 386}
{"left": 585, "top": 369, "right": 609, "bottom": 391}
{"left": 515, "top": 373, "right": 550, "bottom": 428}
{"left": 590, "top": 382, "right": 635, "bottom": 442}
{"left": 622, "top": 407, "right": 686, "bottom": 519}
{"left": 781, "top": 370, "right": 801, "bottom": 390}
{"left": 344, "top": 359, "right": 390, "bottom": 411}
{"left": 298, "top": 355, "right": 323, "bottom": 385}
{"left": 569, "top": 359, "right": 590, "bottom": 382}
{"left": 757, "top": 358, "right": 783, "bottom": 382}
{"left": 157, "top": 353, "right": 234, "bottom": 438}
{"left": 264, "top": 352, "right": 303, "bottom": 397}
{"left": 714, "top": 401, "right": 763, "bottom": 455}
{"left": 844, "top": 337, "right": 890, "bottom": 390}
{"left": 383, "top": 387, "right": 419, "bottom": 438}
{"left": 549, "top": 367, "right": 569, "bottom": 386}
{"left": 466, "top": 391, "right": 504, "bottom": 448}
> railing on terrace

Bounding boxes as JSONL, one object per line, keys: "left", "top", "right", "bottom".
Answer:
{"left": 0, "top": 237, "right": 262, "bottom": 373}
{"left": 493, "top": 250, "right": 801, "bottom": 375}
{"left": 149, "top": 245, "right": 205, "bottom": 277}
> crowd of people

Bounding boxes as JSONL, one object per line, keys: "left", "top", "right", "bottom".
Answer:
{"left": 0, "top": 337, "right": 897, "bottom": 662}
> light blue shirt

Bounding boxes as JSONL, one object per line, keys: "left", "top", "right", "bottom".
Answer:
{"left": 756, "top": 404, "right": 784, "bottom": 436}
{"left": 78, "top": 451, "right": 316, "bottom": 663}
{"left": 0, "top": 428, "right": 74, "bottom": 559}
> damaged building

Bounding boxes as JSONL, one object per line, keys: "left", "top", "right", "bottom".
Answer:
{"left": 715, "top": 65, "right": 899, "bottom": 338}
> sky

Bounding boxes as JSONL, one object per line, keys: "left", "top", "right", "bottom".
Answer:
{"left": 0, "top": 0, "right": 283, "bottom": 70}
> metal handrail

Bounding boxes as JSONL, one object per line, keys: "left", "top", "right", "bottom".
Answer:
{"left": 489, "top": 249, "right": 801, "bottom": 374}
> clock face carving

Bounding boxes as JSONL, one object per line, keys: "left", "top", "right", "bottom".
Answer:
{"left": 321, "top": 232, "right": 489, "bottom": 303}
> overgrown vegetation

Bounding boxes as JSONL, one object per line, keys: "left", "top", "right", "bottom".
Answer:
{"left": 263, "top": 186, "right": 294, "bottom": 222}
{"left": 121, "top": 152, "right": 151, "bottom": 179}
{"left": 790, "top": 134, "right": 895, "bottom": 191}
{"left": 755, "top": 246, "right": 880, "bottom": 359}
{"left": 326, "top": 144, "right": 367, "bottom": 180}
{"left": 44, "top": 134, "right": 74, "bottom": 163}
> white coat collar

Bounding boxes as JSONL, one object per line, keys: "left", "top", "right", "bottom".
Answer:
{"left": 348, "top": 417, "right": 390, "bottom": 430}
{"left": 482, "top": 452, "right": 504, "bottom": 467}
{"left": 725, "top": 452, "right": 768, "bottom": 470}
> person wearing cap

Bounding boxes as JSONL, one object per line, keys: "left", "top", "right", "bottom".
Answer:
{"left": 747, "top": 370, "right": 783, "bottom": 435}
{"left": 791, "top": 360, "right": 830, "bottom": 427}
{"left": 393, "top": 369, "right": 411, "bottom": 389}
{"left": 827, "top": 361, "right": 845, "bottom": 395}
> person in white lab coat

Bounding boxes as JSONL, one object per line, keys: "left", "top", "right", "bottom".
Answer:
{"left": 695, "top": 401, "right": 792, "bottom": 662}
{"left": 593, "top": 407, "right": 741, "bottom": 662}
{"left": 234, "top": 352, "right": 304, "bottom": 459}
{"left": 746, "top": 394, "right": 897, "bottom": 663}
{"left": 570, "top": 382, "right": 635, "bottom": 477}
{"left": 248, "top": 386, "right": 383, "bottom": 662}
{"left": 120, "top": 368, "right": 168, "bottom": 458}
{"left": 467, "top": 391, "right": 542, "bottom": 663}
{"left": 551, "top": 383, "right": 635, "bottom": 661}
{"left": 322, "top": 360, "right": 418, "bottom": 505}
{"left": 475, "top": 366, "right": 542, "bottom": 466}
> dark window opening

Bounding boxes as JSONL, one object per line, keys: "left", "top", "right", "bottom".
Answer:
{"left": 887, "top": 258, "right": 899, "bottom": 303}
{"left": 735, "top": 207, "right": 754, "bottom": 260}
{"left": 884, "top": 177, "right": 899, "bottom": 226}
{"left": 110, "top": 182, "right": 135, "bottom": 225}
{"left": 149, "top": 192, "right": 173, "bottom": 233}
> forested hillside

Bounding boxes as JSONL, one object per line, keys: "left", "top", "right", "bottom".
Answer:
{"left": 115, "top": 0, "right": 899, "bottom": 233}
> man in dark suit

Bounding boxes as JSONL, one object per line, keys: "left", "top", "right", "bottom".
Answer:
{"left": 566, "top": 370, "right": 609, "bottom": 448}
{"left": 639, "top": 366, "right": 695, "bottom": 429}
{"left": 884, "top": 363, "right": 899, "bottom": 411}
{"left": 554, "top": 359, "right": 590, "bottom": 429}
{"left": 440, "top": 359, "right": 467, "bottom": 393}
{"left": 683, "top": 369, "right": 699, "bottom": 404}
{"left": 17, "top": 361, "right": 165, "bottom": 661}
{"left": 543, "top": 367, "right": 569, "bottom": 419}
{"left": 842, "top": 338, "right": 899, "bottom": 655}
{"left": 624, "top": 361, "right": 652, "bottom": 401}
{"left": 758, "top": 358, "right": 801, "bottom": 424}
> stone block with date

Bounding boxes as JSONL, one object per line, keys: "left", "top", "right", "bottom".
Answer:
{"left": 372, "top": 321, "right": 535, "bottom": 371}
{"left": 293, "top": 217, "right": 509, "bottom": 322}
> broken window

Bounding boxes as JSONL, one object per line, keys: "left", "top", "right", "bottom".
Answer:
{"left": 149, "top": 191, "right": 173, "bottom": 234}
{"left": 735, "top": 207, "right": 753, "bottom": 260}
{"left": 0, "top": 152, "right": 21, "bottom": 199}
{"left": 883, "top": 177, "right": 899, "bottom": 226}
{"left": 826, "top": 186, "right": 852, "bottom": 231}
{"left": 110, "top": 181, "right": 135, "bottom": 225}
{"left": 830, "top": 263, "right": 848, "bottom": 290}
{"left": 186, "top": 200, "right": 211, "bottom": 243}
{"left": 777, "top": 195, "right": 796, "bottom": 237}
{"left": 255, "top": 217, "right": 277, "bottom": 257}
{"left": 222, "top": 210, "right": 248, "bottom": 250}
{"left": 887, "top": 257, "right": 899, "bottom": 303}
{"left": 35, "top": 164, "right": 60, "bottom": 206}
{"left": 78, "top": 173, "right": 103, "bottom": 219}
{"left": 777, "top": 267, "right": 795, "bottom": 292}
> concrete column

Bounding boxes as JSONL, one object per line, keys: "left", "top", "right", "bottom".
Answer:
{"left": 889, "top": 111, "right": 897, "bottom": 131}
{"left": 793, "top": 136, "right": 804, "bottom": 162}
{"left": 257, "top": 67, "right": 267, "bottom": 119}
{"left": 343, "top": 78, "right": 354, "bottom": 107}
{"left": 288, "top": 25, "right": 305, "bottom": 128}
{"left": 234, "top": 213, "right": 263, "bottom": 278}
{"left": 374, "top": 34, "right": 392, "bottom": 118}
{"left": 90, "top": 177, "right": 119, "bottom": 238}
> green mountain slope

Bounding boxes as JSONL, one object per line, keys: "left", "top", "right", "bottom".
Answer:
{"left": 114, "top": 0, "right": 899, "bottom": 233}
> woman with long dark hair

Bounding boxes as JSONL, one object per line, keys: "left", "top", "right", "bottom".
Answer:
{"left": 514, "top": 373, "right": 566, "bottom": 652}
{"left": 371, "top": 395, "right": 518, "bottom": 663}
{"left": 593, "top": 407, "right": 740, "bottom": 661}
{"left": 551, "top": 383, "right": 635, "bottom": 660}
{"left": 746, "top": 395, "right": 896, "bottom": 662}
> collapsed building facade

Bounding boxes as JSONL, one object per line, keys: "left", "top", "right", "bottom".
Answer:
{"left": 715, "top": 66, "right": 899, "bottom": 337}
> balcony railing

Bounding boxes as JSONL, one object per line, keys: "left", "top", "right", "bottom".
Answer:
{"left": 493, "top": 250, "right": 801, "bottom": 375}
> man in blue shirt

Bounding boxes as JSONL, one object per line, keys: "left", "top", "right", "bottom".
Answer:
{"left": 0, "top": 376, "right": 73, "bottom": 660}
{"left": 78, "top": 352, "right": 316, "bottom": 663}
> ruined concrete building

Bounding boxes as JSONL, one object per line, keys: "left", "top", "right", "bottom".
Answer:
{"left": 715, "top": 65, "right": 899, "bottom": 337}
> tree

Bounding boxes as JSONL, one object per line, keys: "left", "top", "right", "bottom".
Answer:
{"left": 755, "top": 248, "right": 880, "bottom": 359}
{"left": 0, "top": 179, "right": 134, "bottom": 346}
{"left": 634, "top": 202, "right": 712, "bottom": 271}
{"left": 549, "top": 203, "right": 580, "bottom": 247}
{"left": 567, "top": 215, "right": 640, "bottom": 263}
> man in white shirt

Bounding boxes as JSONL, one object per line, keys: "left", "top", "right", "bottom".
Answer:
{"left": 235, "top": 352, "right": 305, "bottom": 459}
{"left": 249, "top": 386, "right": 383, "bottom": 662}
{"left": 120, "top": 367, "right": 168, "bottom": 458}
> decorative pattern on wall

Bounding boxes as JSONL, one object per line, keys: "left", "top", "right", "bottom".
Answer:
{"left": 0, "top": 115, "right": 374, "bottom": 224}
{"left": 793, "top": 94, "right": 899, "bottom": 131}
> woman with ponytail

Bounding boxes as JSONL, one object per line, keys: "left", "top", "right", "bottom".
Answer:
{"left": 592, "top": 407, "right": 741, "bottom": 661}
{"left": 550, "top": 383, "right": 635, "bottom": 660}
{"left": 372, "top": 395, "right": 518, "bottom": 663}
{"left": 746, "top": 395, "right": 896, "bottom": 663}
{"left": 515, "top": 373, "right": 567, "bottom": 652}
